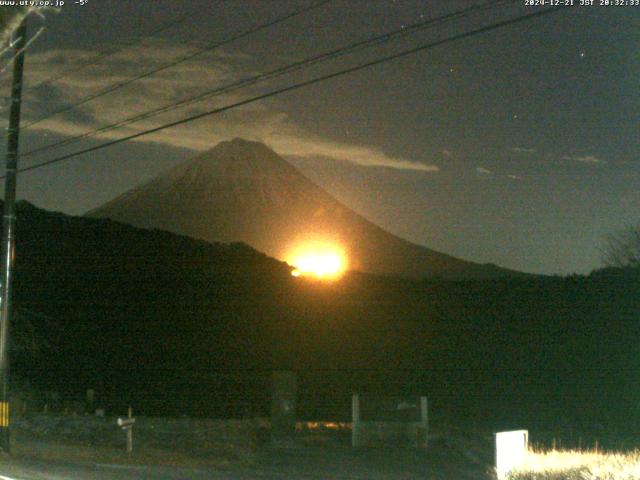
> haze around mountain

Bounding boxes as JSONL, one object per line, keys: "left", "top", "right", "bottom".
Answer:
{"left": 89, "top": 138, "right": 521, "bottom": 279}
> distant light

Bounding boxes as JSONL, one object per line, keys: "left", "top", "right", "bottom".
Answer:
{"left": 286, "top": 242, "right": 347, "bottom": 280}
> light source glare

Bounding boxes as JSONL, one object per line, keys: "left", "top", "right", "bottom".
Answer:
{"left": 287, "top": 244, "right": 347, "bottom": 280}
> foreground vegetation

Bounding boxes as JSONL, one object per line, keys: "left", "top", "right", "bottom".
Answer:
{"left": 507, "top": 448, "right": 640, "bottom": 480}
{"left": 7, "top": 200, "right": 640, "bottom": 434}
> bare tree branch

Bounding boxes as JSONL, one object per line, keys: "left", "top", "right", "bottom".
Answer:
{"left": 601, "top": 224, "right": 640, "bottom": 269}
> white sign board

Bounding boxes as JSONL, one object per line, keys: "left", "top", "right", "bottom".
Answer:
{"left": 495, "top": 430, "right": 528, "bottom": 479}
{"left": 117, "top": 417, "right": 135, "bottom": 429}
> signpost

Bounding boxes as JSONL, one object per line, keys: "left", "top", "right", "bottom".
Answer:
{"left": 117, "top": 406, "right": 135, "bottom": 454}
{"left": 495, "top": 429, "right": 529, "bottom": 479}
{"left": 352, "top": 394, "right": 428, "bottom": 448}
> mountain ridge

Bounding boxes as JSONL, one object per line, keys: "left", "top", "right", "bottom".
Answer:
{"left": 88, "top": 138, "right": 525, "bottom": 280}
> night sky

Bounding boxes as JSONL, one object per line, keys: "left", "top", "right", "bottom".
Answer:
{"left": 0, "top": 0, "right": 638, "bottom": 275}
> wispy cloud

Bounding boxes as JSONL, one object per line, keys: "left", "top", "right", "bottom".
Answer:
{"left": 0, "top": 6, "right": 33, "bottom": 52}
{"left": 575, "top": 155, "right": 606, "bottom": 164}
{"left": 476, "top": 167, "right": 493, "bottom": 176}
{"left": 14, "top": 41, "right": 437, "bottom": 172}
{"left": 271, "top": 133, "right": 438, "bottom": 171}
{"left": 562, "top": 154, "right": 606, "bottom": 164}
{"left": 512, "top": 147, "right": 535, "bottom": 154}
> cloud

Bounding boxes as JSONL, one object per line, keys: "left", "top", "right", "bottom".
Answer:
{"left": 271, "top": 133, "right": 438, "bottom": 171}
{"left": 0, "top": 6, "right": 33, "bottom": 51}
{"left": 512, "top": 147, "right": 535, "bottom": 154}
{"left": 574, "top": 155, "right": 605, "bottom": 164}
{"left": 562, "top": 154, "right": 606, "bottom": 164}
{"left": 13, "top": 41, "right": 437, "bottom": 172}
{"left": 476, "top": 167, "right": 493, "bottom": 176}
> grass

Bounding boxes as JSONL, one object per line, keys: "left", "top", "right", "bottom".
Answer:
{"left": 506, "top": 447, "right": 640, "bottom": 479}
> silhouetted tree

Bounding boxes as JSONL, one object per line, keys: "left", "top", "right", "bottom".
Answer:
{"left": 601, "top": 224, "right": 640, "bottom": 269}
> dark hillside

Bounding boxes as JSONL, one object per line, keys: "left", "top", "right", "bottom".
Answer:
{"left": 6, "top": 201, "right": 640, "bottom": 439}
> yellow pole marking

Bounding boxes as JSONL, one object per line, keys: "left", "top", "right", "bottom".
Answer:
{"left": 0, "top": 402, "right": 9, "bottom": 427}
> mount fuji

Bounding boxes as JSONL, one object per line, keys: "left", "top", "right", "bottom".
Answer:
{"left": 88, "top": 138, "right": 520, "bottom": 279}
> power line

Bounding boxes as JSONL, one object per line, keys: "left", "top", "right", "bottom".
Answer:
{"left": 22, "top": 0, "right": 511, "bottom": 159}
{"left": 21, "top": 8, "right": 200, "bottom": 93}
{"left": 21, "top": 0, "right": 334, "bottom": 130}
{"left": 7, "top": 6, "right": 567, "bottom": 179}
{"left": 0, "top": 26, "right": 46, "bottom": 77}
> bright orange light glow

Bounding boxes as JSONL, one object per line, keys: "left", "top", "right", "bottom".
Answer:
{"left": 287, "top": 243, "right": 347, "bottom": 280}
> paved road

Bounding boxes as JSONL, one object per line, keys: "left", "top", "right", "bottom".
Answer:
{"left": 0, "top": 458, "right": 239, "bottom": 480}
{"left": 0, "top": 445, "right": 488, "bottom": 479}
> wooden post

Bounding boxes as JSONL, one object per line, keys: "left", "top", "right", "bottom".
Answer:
{"left": 85, "top": 389, "right": 94, "bottom": 413}
{"left": 117, "top": 407, "right": 135, "bottom": 453}
{"left": 352, "top": 394, "right": 360, "bottom": 447}
{"left": 126, "top": 406, "right": 133, "bottom": 454}
{"left": 420, "top": 396, "right": 428, "bottom": 448}
{"left": 270, "top": 371, "right": 297, "bottom": 444}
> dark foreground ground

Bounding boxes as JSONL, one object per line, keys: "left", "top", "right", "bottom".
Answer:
{"left": 0, "top": 416, "right": 496, "bottom": 479}
{"left": 0, "top": 444, "right": 492, "bottom": 480}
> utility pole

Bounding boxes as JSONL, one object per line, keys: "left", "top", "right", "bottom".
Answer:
{"left": 0, "top": 19, "right": 28, "bottom": 454}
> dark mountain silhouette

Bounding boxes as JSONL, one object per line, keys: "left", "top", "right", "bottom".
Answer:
{"left": 88, "top": 138, "right": 523, "bottom": 279}
{"left": 6, "top": 200, "right": 640, "bottom": 438}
